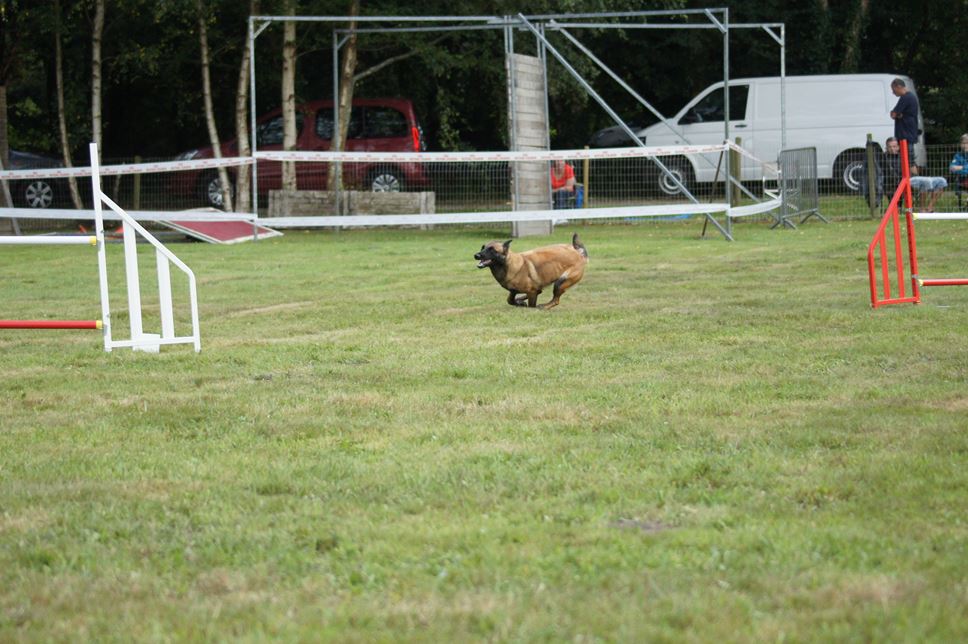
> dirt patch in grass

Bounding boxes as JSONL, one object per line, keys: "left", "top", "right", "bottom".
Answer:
{"left": 610, "top": 518, "right": 673, "bottom": 534}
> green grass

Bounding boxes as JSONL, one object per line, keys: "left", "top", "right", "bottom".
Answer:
{"left": 1, "top": 220, "right": 967, "bottom": 642}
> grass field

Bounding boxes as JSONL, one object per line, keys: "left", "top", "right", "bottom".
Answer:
{"left": 1, "top": 219, "right": 966, "bottom": 641}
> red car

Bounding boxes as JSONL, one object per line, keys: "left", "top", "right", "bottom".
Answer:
{"left": 174, "top": 98, "right": 429, "bottom": 208}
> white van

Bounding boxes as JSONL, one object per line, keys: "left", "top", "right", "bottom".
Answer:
{"left": 633, "top": 74, "right": 926, "bottom": 194}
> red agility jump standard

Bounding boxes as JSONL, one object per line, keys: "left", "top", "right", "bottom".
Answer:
{"left": 867, "top": 139, "right": 968, "bottom": 307}
{"left": 0, "top": 320, "right": 103, "bottom": 330}
{"left": 867, "top": 140, "right": 918, "bottom": 308}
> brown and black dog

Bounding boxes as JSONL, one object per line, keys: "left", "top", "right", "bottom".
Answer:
{"left": 474, "top": 233, "right": 588, "bottom": 309}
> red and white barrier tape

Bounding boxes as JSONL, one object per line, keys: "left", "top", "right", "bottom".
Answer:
{"left": 726, "top": 141, "right": 780, "bottom": 174}
{"left": 0, "top": 208, "right": 256, "bottom": 222}
{"left": 254, "top": 144, "right": 730, "bottom": 164}
{"left": 0, "top": 156, "right": 253, "bottom": 180}
{"left": 0, "top": 144, "right": 762, "bottom": 180}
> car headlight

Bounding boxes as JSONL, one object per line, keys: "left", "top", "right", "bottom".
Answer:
{"left": 175, "top": 149, "right": 200, "bottom": 161}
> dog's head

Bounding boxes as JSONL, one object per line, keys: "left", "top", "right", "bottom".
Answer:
{"left": 474, "top": 240, "right": 512, "bottom": 269}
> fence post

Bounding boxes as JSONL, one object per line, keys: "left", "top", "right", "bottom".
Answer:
{"left": 730, "top": 137, "right": 742, "bottom": 205}
{"left": 583, "top": 145, "right": 590, "bottom": 208}
{"left": 865, "top": 133, "right": 877, "bottom": 219}
{"left": 133, "top": 154, "right": 142, "bottom": 210}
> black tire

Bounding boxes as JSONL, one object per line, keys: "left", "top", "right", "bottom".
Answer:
{"left": 198, "top": 172, "right": 234, "bottom": 208}
{"left": 655, "top": 158, "right": 695, "bottom": 197}
{"left": 834, "top": 150, "right": 867, "bottom": 193}
{"left": 17, "top": 179, "right": 56, "bottom": 208}
{"left": 369, "top": 166, "right": 403, "bottom": 193}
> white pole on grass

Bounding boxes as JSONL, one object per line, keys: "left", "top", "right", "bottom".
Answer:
{"left": 89, "top": 142, "right": 113, "bottom": 352}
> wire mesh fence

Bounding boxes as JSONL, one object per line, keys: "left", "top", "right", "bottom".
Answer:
{"left": 4, "top": 142, "right": 968, "bottom": 233}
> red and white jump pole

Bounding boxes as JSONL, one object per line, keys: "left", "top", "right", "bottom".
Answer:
{"left": 0, "top": 234, "right": 103, "bottom": 329}
{"left": 0, "top": 320, "right": 102, "bottom": 330}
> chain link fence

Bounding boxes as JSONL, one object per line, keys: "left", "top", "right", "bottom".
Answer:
{"left": 5, "top": 142, "right": 967, "bottom": 233}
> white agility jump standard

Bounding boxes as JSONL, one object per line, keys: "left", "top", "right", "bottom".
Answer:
{"left": 0, "top": 143, "right": 201, "bottom": 352}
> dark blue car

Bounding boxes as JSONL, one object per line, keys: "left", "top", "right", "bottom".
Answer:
{"left": 7, "top": 150, "right": 64, "bottom": 208}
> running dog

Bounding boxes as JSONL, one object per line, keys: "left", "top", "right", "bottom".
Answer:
{"left": 474, "top": 233, "right": 588, "bottom": 309}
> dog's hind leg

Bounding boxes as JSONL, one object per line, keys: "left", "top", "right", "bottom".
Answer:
{"left": 540, "top": 276, "right": 573, "bottom": 309}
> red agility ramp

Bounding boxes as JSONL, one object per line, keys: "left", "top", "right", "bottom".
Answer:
{"left": 161, "top": 218, "right": 282, "bottom": 244}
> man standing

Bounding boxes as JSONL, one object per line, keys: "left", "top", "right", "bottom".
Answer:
{"left": 889, "top": 78, "right": 920, "bottom": 168}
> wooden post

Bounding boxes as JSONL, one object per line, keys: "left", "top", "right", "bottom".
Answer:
{"left": 133, "top": 155, "right": 141, "bottom": 211}
{"left": 730, "top": 137, "right": 742, "bottom": 205}
{"left": 865, "top": 133, "right": 877, "bottom": 219}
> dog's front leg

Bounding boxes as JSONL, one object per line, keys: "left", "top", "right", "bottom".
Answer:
{"left": 507, "top": 290, "right": 525, "bottom": 306}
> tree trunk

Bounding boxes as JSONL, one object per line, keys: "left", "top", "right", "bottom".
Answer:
{"left": 91, "top": 0, "right": 104, "bottom": 161}
{"left": 197, "top": 0, "right": 233, "bottom": 211}
{"left": 55, "top": 0, "right": 83, "bottom": 209}
{"left": 234, "top": 0, "right": 258, "bottom": 214}
{"left": 0, "top": 83, "right": 10, "bottom": 212}
{"left": 841, "top": 0, "right": 869, "bottom": 73}
{"left": 281, "top": 0, "right": 297, "bottom": 191}
{"left": 326, "top": 0, "right": 360, "bottom": 192}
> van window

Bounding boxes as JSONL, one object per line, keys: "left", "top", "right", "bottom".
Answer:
{"left": 679, "top": 85, "right": 749, "bottom": 124}
{"left": 315, "top": 107, "right": 363, "bottom": 140}
{"left": 257, "top": 113, "right": 303, "bottom": 146}
{"left": 364, "top": 107, "right": 410, "bottom": 138}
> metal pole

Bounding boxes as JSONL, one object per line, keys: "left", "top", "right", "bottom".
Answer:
{"left": 514, "top": 15, "right": 703, "bottom": 209}
{"left": 249, "top": 17, "right": 255, "bottom": 219}
{"left": 89, "top": 143, "right": 112, "bottom": 352}
{"left": 505, "top": 19, "right": 521, "bottom": 213}
{"left": 780, "top": 24, "right": 787, "bottom": 150}
{"left": 539, "top": 22, "right": 553, "bottom": 210}
{"left": 866, "top": 133, "right": 878, "bottom": 218}
{"left": 552, "top": 21, "right": 759, "bottom": 204}
{"left": 723, "top": 8, "right": 732, "bottom": 238}
{"left": 333, "top": 30, "right": 342, "bottom": 215}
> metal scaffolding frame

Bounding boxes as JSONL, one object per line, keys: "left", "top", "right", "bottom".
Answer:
{"left": 247, "top": 10, "right": 787, "bottom": 241}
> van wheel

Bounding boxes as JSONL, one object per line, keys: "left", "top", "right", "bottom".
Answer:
{"left": 835, "top": 151, "right": 866, "bottom": 192}
{"left": 656, "top": 159, "right": 695, "bottom": 197}
{"left": 370, "top": 166, "right": 403, "bottom": 192}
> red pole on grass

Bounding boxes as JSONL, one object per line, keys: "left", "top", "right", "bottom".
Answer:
{"left": 0, "top": 320, "right": 103, "bottom": 330}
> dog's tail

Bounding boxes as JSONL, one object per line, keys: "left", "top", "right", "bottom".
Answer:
{"left": 572, "top": 233, "right": 588, "bottom": 259}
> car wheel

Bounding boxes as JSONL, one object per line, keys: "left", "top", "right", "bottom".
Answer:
{"left": 22, "top": 179, "right": 55, "bottom": 208}
{"left": 835, "top": 151, "right": 866, "bottom": 192}
{"left": 199, "top": 172, "right": 234, "bottom": 208}
{"left": 370, "top": 167, "right": 403, "bottom": 193}
{"left": 656, "top": 159, "right": 695, "bottom": 197}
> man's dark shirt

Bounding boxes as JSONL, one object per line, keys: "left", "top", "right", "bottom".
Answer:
{"left": 893, "top": 92, "right": 920, "bottom": 144}
{"left": 883, "top": 152, "right": 902, "bottom": 190}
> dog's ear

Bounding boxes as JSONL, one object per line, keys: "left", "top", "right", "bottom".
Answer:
{"left": 502, "top": 240, "right": 512, "bottom": 253}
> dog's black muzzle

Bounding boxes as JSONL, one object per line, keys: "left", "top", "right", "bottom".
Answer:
{"left": 474, "top": 250, "right": 492, "bottom": 269}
